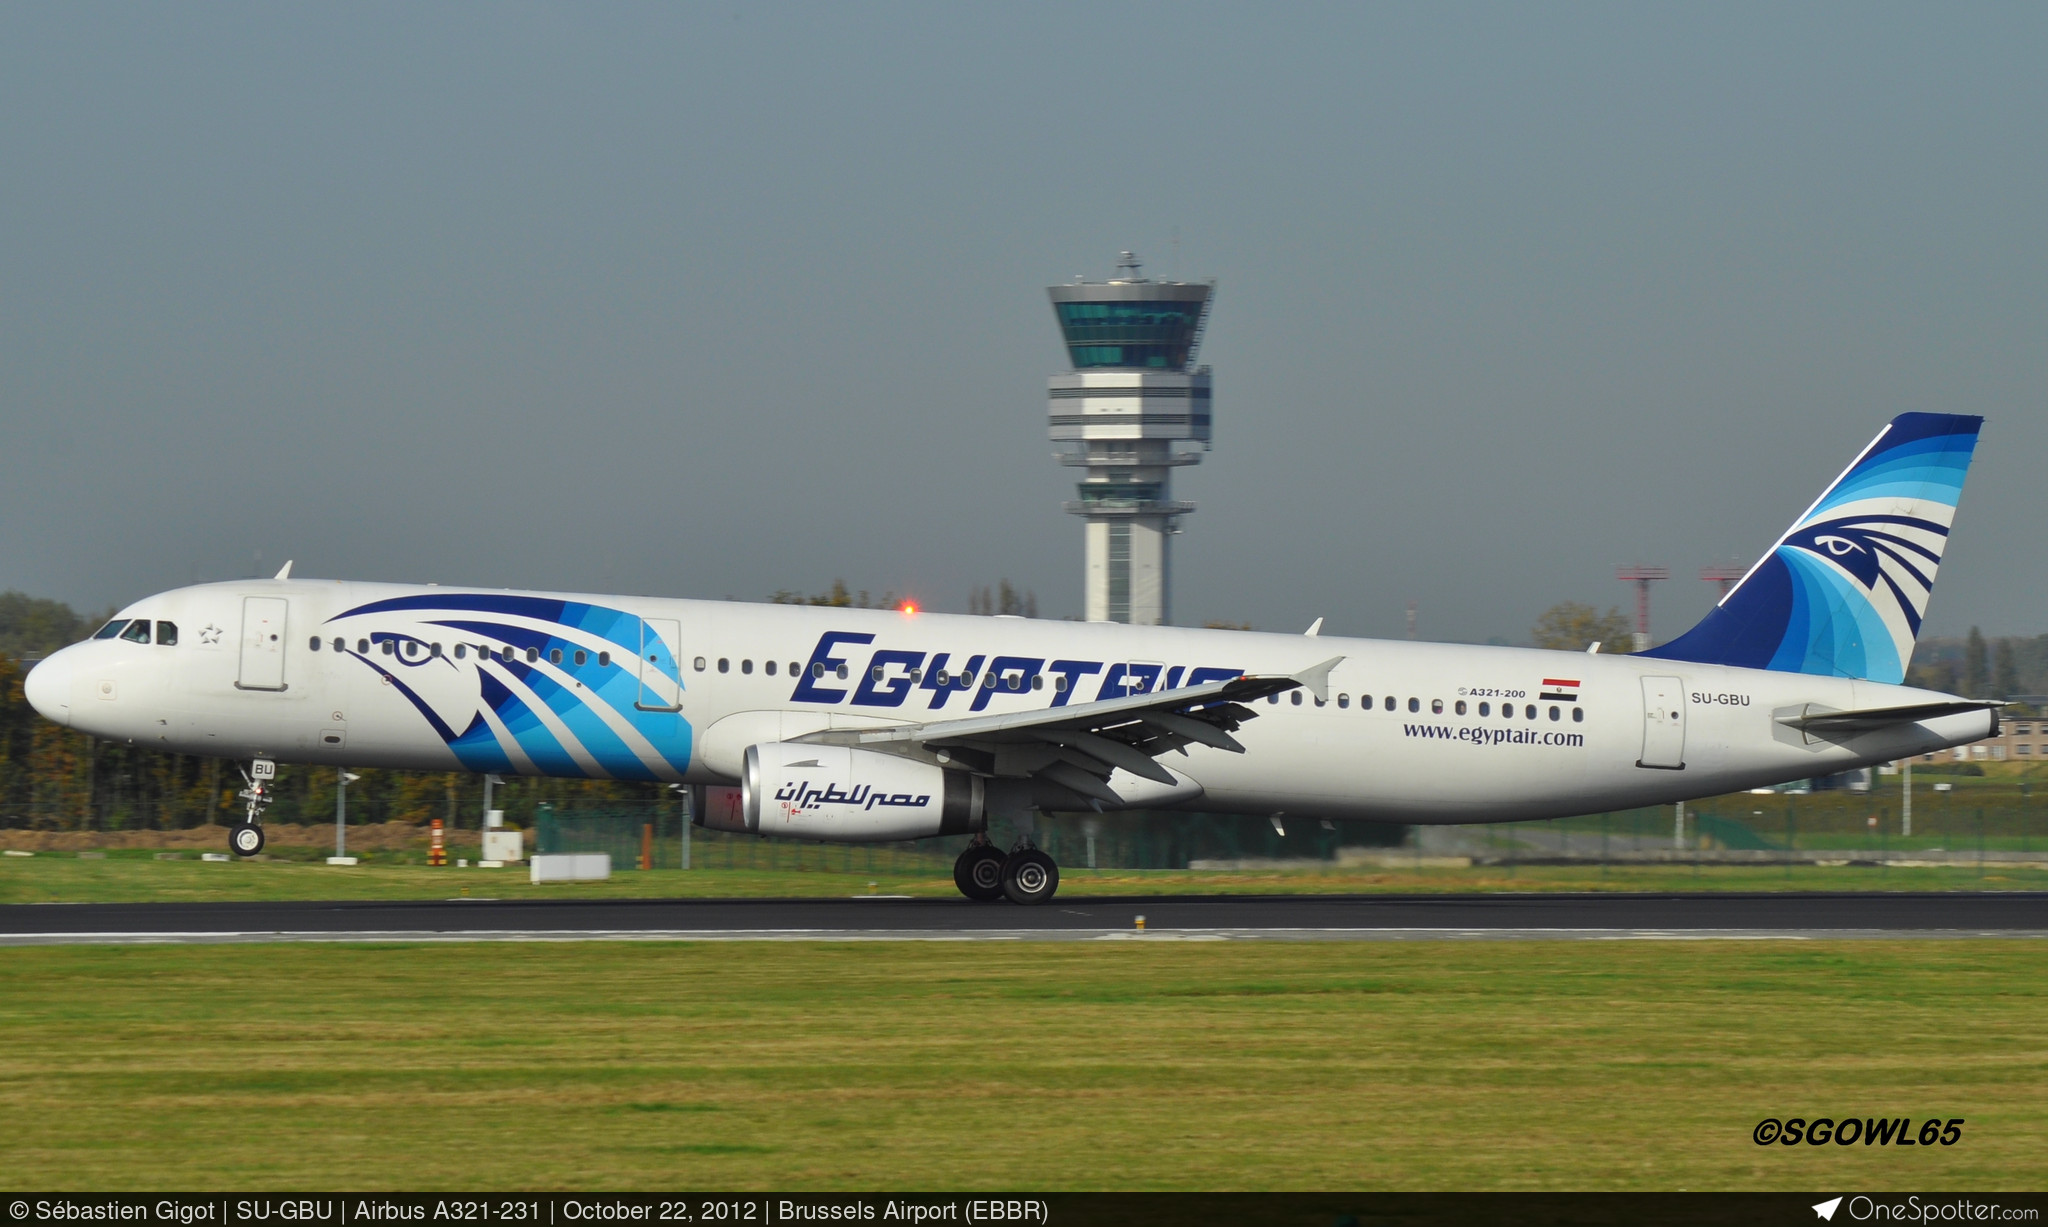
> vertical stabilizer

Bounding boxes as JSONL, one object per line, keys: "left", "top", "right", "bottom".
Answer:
{"left": 1640, "top": 413, "right": 1982, "bottom": 684}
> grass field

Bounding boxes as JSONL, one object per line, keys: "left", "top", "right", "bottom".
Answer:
{"left": 2, "top": 939, "right": 2044, "bottom": 1190}
{"left": 7, "top": 852, "right": 2048, "bottom": 905}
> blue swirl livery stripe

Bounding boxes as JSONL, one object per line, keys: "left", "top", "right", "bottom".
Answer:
{"left": 1641, "top": 412, "right": 1981, "bottom": 684}
{"left": 328, "top": 594, "right": 690, "bottom": 779}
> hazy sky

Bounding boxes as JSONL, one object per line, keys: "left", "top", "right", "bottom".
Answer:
{"left": 4, "top": 3, "right": 2043, "bottom": 643}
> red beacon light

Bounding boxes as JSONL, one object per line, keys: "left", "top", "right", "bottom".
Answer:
{"left": 899, "top": 600, "right": 918, "bottom": 615}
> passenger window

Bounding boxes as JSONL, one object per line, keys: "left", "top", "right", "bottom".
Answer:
{"left": 1032, "top": 674, "right": 1043, "bottom": 690}
{"left": 155, "top": 622, "right": 178, "bottom": 646}
{"left": 1431, "top": 699, "right": 1443, "bottom": 714}
{"left": 872, "top": 666, "right": 884, "bottom": 682}
{"left": 1502, "top": 703, "right": 1513, "bottom": 719}
{"left": 741, "top": 659, "right": 753, "bottom": 675}
{"left": 1549, "top": 706, "right": 1560, "bottom": 721}
{"left": 403, "top": 641, "right": 417, "bottom": 659}
{"left": 1384, "top": 696, "right": 1396, "bottom": 711}
{"left": 1313, "top": 695, "right": 1325, "bottom": 707}
{"left": 120, "top": 620, "right": 151, "bottom": 644}
{"left": 575, "top": 650, "right": 587, "bottom": 666}
{"left": 694, "top": 657, "right": 707, "bottom": 671}
{"left": 526, "top": 647, "right": 539, "bottom": 663}
{"left": 1572, "top": 707, "right": 1583, "bottom": 723}
{"left": 332, "top": 637, "right": 344, "bottom": 653}
{"left": 431, "top": 643, "right": 442, "bottom": 657}
{"left": 789, "top": 662, "right": 800, "bottom": 677}
{"left": 1268, "top": 693, "right": 1279, "bottom": 705}
{"left": 1055, "top": 675, "right": 1069, "bottom": 692}
{"left": 1337, "top": 694, "right": 1349, "bottom": 708}
{"left": 550, "top": 648, "right": 562, "bottom": 665}
{"left": 1455, "top": 700, "right": 1467, "bottom": 715}
{"left": 718, "top": 658, "right": 730, "bottom": 673}
{"left": 1406, "top": 697, "right": 1418, "bottom": 713}
{"left": 382, "top": 641, "right": 395, "bottom": 656}
{"left": 764, "top": 660, "right": 775, "bottom": 675}
{"left": 93, "top": 620, "right": 128, "bottom": 640}
{"left": 1290, "top": 691, "right": 1302, "bottom": 705}
{"left": 455, "top": 644, "right": 466, "bottom": 660}
{"left": 309, "top": 636, "right": 322, "bottom": 651}
{"left": 1478, "top": 702, "right": 1490, "bottom": 717}
{"left": 598, "top": 652, "right": 610, "bottom": 667}
{"left": 1524, "top": 704, "right": 1537, "bottom": 719}
{"left": 812, "top": 662, "right": 825, "bottom": 678}
{"left": 358, "top": 639, "right": 370, "bottom": 654}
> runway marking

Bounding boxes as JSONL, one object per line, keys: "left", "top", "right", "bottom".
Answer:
{"left": 5, "top": 927, "right": 2048, "bottom": 946}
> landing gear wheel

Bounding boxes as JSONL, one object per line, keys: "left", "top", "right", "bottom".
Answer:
{"left": 1001, "top": 848, "right": 1059, "bottom": 906}
{"left": 954, "top": 843, "right": 1007, "bottom": 902}
{"left": 229, "top": 822, "right": 265, "bottom": 858}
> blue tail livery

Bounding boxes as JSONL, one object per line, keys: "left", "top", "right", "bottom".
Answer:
{"left": 1641, "top": 412, "right": 1983, "bottom": 684}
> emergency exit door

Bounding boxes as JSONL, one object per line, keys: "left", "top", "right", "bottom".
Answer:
{"left": 1637, "top": 675, "right": 1686, "bottom": 769}
{"left": 638, "top": 618, "right": 683, "bottom": 711}
{"left": 237, "top": 596, "right": 289, "bottom": 691}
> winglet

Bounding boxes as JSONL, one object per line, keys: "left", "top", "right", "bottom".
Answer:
{"left": 273, "top": 560, "right": 294, "bottom": 580}
{"left": 1587, "top": 641, "right": 1602, "bottom": 654}
{"left": 1304, "top": 617, "right": 1323, "bottom": 637}
{"left": 1292, "top": 655, "right": 1345, "bottom": 703}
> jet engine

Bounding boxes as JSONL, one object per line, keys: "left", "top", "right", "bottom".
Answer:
{"left": 740, "top": 741, "right": 986, "bottom": 842}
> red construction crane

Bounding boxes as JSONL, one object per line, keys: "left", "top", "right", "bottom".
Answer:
{"left": 1616, "top": 565, "right": 1669, "bottom": 651}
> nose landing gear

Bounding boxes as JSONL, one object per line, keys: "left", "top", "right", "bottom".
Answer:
{"left": 229, "top": 759, "right": 276, "bottom": 858}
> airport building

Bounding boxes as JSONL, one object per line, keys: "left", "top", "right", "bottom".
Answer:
{"left": 1047, "top": 254, "right": 1215, "bottom": 625}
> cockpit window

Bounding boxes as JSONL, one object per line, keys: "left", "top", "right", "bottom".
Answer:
{"left": 119, "top": 620, "right": 152, "bottom": 644}
{"left": 155, "top": 621, "right": 178, "bottom": 646}
{"left": 94, "top": 619, "right": 129, "bottom": 640}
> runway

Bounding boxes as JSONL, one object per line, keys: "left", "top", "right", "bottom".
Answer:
{"left": 3, "top": 891, "right": 2047, "bottom": 944}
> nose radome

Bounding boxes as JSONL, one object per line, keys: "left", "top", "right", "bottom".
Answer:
{"left": 24, "top": 651, "right": 75, "bottom": 728}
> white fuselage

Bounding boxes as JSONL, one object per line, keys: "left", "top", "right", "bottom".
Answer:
{"left": 24, "top": 578, "right": 1992, "bottom": 827}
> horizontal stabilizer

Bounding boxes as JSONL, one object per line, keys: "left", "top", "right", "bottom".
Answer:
{"left": 1777, "top": 700, "right": 2002, "bottom": 734}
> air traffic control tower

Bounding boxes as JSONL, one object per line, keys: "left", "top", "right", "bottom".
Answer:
{"left": 1047, "top": 253, "right": 1215, "bottom": 625}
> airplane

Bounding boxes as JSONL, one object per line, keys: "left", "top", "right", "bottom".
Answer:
{"left": 23, "top": 412, "right": 1996, "bottom": 904}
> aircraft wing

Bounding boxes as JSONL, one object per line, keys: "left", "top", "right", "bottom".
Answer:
{"left": 796, "top": 656, "right": 1345, "bottom": 806}
{"left": 1776, "top": 700, "right": 2004, "bottom": 735}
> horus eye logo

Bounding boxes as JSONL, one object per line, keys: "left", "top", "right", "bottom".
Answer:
{"left": 1782, "top": 514, "right": 1945, "bottom": 623}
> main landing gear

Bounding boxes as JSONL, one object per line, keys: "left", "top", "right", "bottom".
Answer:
{"left": 953, "top": 837, "right": 1060, "bottom": 906}
{"left": 229, "top": 759, "right": 276, "bottom": 858}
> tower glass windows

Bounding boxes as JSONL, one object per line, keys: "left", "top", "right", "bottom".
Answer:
{"left": 1055, "top": 301, "right": 1207, "bottom": 369}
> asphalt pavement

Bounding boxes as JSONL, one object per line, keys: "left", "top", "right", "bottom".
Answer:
{"left": 3, "top": 891, "right": 2046, "bottom": 944}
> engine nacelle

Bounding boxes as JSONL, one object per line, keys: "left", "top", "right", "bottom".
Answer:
{"left": 742, "top": 742, "right": 986, "bottom": 842}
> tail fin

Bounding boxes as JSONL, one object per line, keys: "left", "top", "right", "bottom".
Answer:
{"left": 1640, "top": 412, "right": 1982, "bottom": 684}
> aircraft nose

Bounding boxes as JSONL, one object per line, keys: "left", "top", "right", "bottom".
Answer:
{"left": 24, "top": 650, "right": 74, "bottom": 728}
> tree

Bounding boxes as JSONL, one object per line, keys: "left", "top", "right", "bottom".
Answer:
{"left": 1964, "top": 626, "right": 1989, "bottom": 696}
{"left": 1530, "top": 603, "right": 1634, "bottom": 653}
{"left": 766, "top": 580, "right": 897, "bottom": 610}
{"left": 0, "top": 592, "right": 94, "bottom": 660}
{"left": 1994, "top": 638, "right": 2020, "bottom": 699}
{"left": 968, "top": 581, "right": 1037, "bottom": 618}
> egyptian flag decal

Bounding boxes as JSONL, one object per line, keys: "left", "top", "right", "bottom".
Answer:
{"left": 1539, "top": 677, "right": 1580, "bottom": 702}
